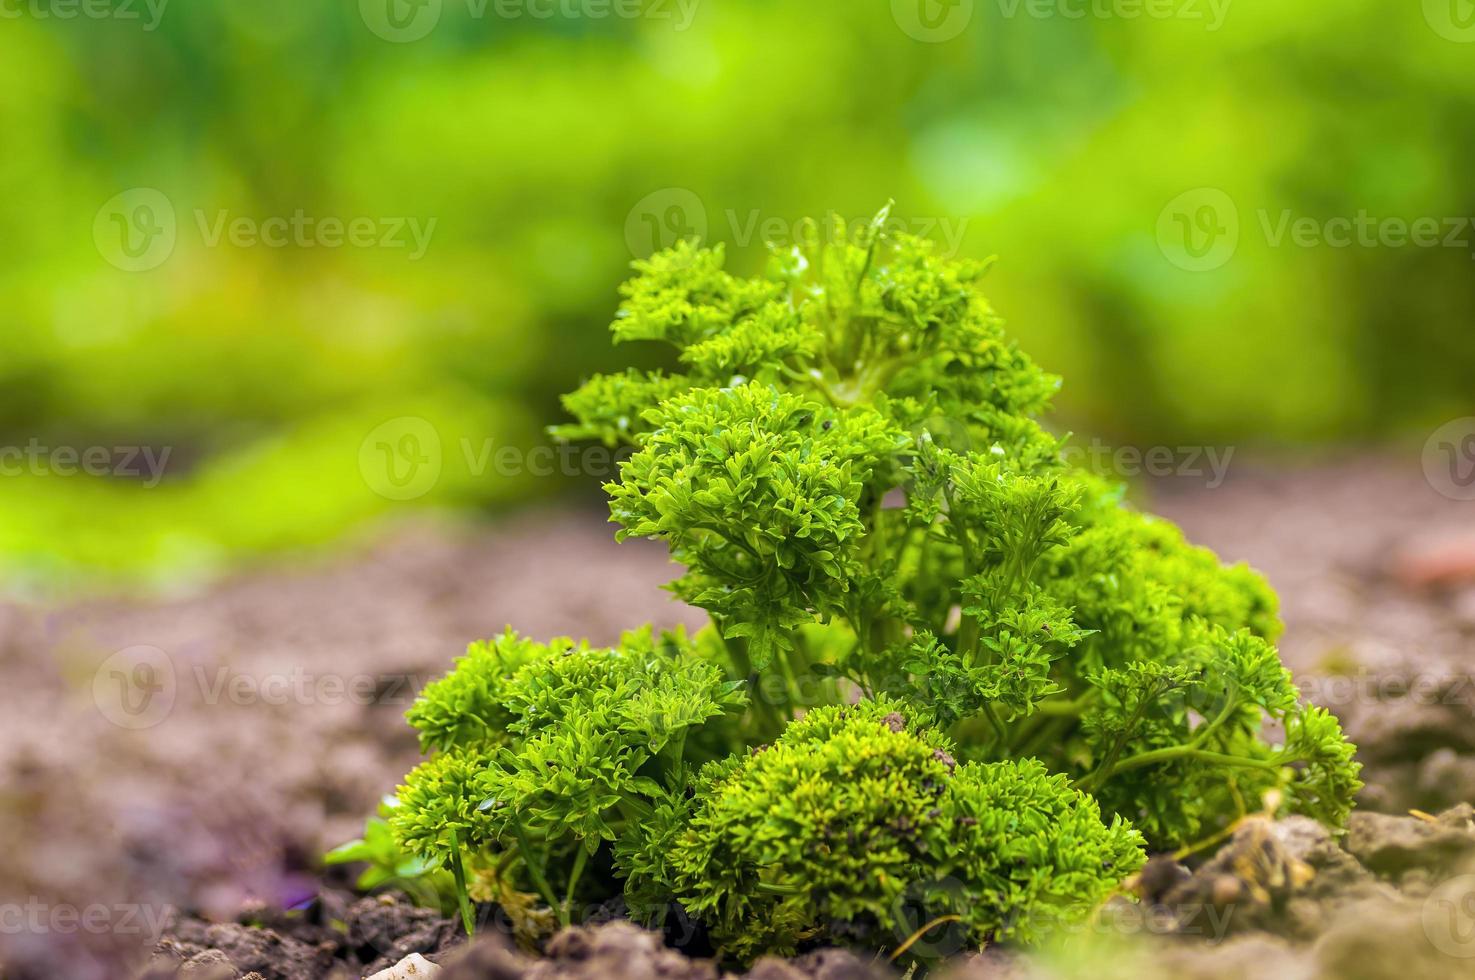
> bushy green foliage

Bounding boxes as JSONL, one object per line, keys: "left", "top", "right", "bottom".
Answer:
{"left": 556, "top": 209, "right": 1360, "bottom": 843}
{"left": 388, "top": 627, "right": 747, "bottom": 928}
{"left": 376, "top": 210, "right": 1360, "bottom": 964}
{"left": 627, "top": 699, "right": 1141, "bottom": 959}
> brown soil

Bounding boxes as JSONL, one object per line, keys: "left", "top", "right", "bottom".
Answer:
{"left": 0, "top": 508, "right": 700, "bottom": 980}
{"left": 1, "top": 454, "right": 1472, "bottom": 979}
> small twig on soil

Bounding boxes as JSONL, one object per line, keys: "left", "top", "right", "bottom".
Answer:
{"left": 889, "top": 914, "right": 963, "bottom": 962}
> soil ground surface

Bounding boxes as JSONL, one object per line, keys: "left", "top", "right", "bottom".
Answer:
{"left": 2, "top": 454, "right": 1473, "bottom": 979}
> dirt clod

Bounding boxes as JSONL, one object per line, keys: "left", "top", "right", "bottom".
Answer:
{"left": 1345, "top": 806, "right": 1475, "bottom": 879}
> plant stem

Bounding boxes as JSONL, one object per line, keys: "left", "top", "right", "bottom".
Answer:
{"left": 981, "top": 703, "right": 1009, "bottom": 747}
{"left": 1034, "top": 694, "right": 1096, "bottom": 716}
{"left": 719, "top": 627, "right": 786, "bottom": 736}
{"left": 755, "top": 881, "right": 803, "bottom": 896}
{"left": 562, "top": 845, "right": 590, "bottom": 927}
{"left": 446, "top": 830, "right": 476, "bottom": 938}
{"left": 1081, "top": 745, "right": 1283, "bottom": 792}
{"left": 666, "top": 729, "right": 689, "bottom": 782}
{"left": 510, "top": 812, "right": 559, "bottom": 917}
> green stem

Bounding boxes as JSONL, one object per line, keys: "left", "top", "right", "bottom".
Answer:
{"left": 755, "top": 881, "right": 803, "bottom": 896}
{"left": 942, "top": 484, "right": 981, "bottom": 659}
{"left": 562, "top": 845, "right": 590, "bottom": 927}
{"left": 1080, "top": 682, "right": 1161, "bottom": 792}
{"left": 1082, "top": 745, "right": 1283, "bottom": 792}
{"left": 510, "top": 813, "right": 559, "bottom": 916}
{"left": 981, "top": 703, "right": 1009, "bottom": 747}
{"left": 719, "top": 627, "right": 786, "bottom": 736}
{"left": 446, "top": 830, "right": 476, "bottom": 938}
{"left": 664, "top": 729, "right": 690, "bottom": 785}
{"left": 1191, "top": 697, "right": 1241, "bottom": 748}
{"left": 1035, "top": 694, "right": 1097, "bottom": 716}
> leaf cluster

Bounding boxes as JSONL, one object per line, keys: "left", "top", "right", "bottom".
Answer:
{"left": 620, "top": 699, "right": 1142, "bottom": 960}
{"left": 373, "top": 208, "right": 1361, "bottom": 964}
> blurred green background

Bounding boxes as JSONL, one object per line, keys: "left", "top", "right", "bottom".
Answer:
{"left": 3, "top": 0, "right": 1472, "bottom": 590}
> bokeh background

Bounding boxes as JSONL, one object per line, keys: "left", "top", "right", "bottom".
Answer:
{"left": 7, "top": 5, "right": 1475, "bottom": 977}
{"left": 3, "top": 0, "right": 1473, "bottom": 591}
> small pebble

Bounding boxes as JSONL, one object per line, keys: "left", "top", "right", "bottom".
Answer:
{"left": 366, "top": 952, "right": 441, "bottom": 980}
